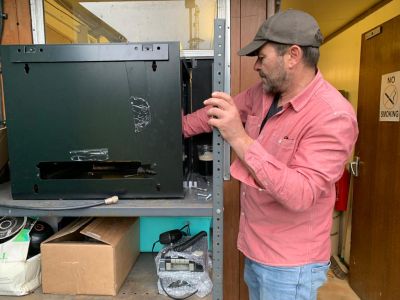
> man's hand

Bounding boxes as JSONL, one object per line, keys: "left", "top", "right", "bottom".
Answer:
{"left": 204, "top": 92, "right": 254, "bottom": 159}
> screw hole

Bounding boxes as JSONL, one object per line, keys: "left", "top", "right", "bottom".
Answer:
{"left": 24, "top": 63, "right": 30, "bottom": 74}
{"left": 152, "top": 60, "right": 157, "bottom": 72}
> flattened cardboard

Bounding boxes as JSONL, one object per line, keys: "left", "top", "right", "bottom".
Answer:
{"left": 41, "top": 217, "right": 139, "bottom": 296}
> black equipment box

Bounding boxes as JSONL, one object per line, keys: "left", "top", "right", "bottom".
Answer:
{"left": 0, "top": 43, "right": 183, "bottom": 199}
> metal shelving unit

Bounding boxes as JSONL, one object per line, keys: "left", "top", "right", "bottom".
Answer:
{"left": 0, "top": 254, "right": 212, "bottom": 300}
{"left": 0, "top": 18, "right": 226, "bottom": 300}
{"left": 0, "top": 183, "right": 213, "bottom": 217}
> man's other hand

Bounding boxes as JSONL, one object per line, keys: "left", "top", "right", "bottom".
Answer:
{"left": 204, "top": 92, "right": 254, "bottom": 159}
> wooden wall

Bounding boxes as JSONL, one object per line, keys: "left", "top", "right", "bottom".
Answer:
{"left": 225, "top": 0, "right": 268, "bottom": 299}
{"left": 1, "top": 0, "right": 32, "bottom": 121}
{"left": 1, "top": 0, "right": 32, "bottom": 44}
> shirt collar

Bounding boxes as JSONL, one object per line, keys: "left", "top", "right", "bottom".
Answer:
{"left": 285, "top": 70, "right": 324, "bottom": 112}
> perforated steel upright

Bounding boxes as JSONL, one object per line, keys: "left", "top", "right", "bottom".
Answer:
{"left": 212, "top": 19, "right": 225, "bottom": 300}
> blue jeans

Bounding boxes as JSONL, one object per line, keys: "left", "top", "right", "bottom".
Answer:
{"left": 244, "top": 257, "right": 330, "bottom": 300}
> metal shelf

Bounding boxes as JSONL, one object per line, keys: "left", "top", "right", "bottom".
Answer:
{"left": 0, "top": 253, "right": 212, "bottom": 300}
{"left": 0, "top": 182, "right": 213, "bottom": 217}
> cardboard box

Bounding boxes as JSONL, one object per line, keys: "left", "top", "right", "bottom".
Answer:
{"left": 0, "top": 127, "right": 8, "bottom": 169}
{"left": 41, "top": 217, "right": 140, "bottom": 296}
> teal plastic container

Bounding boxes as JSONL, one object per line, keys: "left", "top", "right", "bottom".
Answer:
{"left": 140, "top": 217, "right": 212, "bottom": 252}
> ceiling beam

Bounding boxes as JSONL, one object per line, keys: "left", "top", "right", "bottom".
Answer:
{"left": 323, "top": 0, "right": 392, "bottom": 44}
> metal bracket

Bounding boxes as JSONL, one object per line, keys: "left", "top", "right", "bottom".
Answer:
{"left": 10, "top": 43, "right": 170, "bottom": 63}
{"left": 350, "top": 156, "right": 360, "bottom": 177}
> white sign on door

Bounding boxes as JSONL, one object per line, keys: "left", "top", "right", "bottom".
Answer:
{"left": 380, "top": 71, "right": 400, "bottom": 122}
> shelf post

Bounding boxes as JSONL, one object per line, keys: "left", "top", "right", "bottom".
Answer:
{"left": 212, "top": 18, "right": 225, "bottom": 300}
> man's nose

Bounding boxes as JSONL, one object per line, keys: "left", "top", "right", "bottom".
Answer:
{"left": 253, "top": 59, "right": 261, "bottom": 71}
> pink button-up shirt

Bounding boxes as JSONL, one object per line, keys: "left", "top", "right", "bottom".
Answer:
{"left": 183, "top": 71, "right": 358, "bottom": 266}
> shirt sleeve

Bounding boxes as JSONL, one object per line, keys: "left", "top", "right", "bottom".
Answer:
{"left": 182, "top": 83, "right": 261, "bottom": 137}
{"left": 241, "top": 111, "right": 358, "bottom": 212}
{"left": 182, "top": 106, "right": 213, "bottom": 138}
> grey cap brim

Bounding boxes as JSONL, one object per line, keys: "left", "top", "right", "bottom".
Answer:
{"left": 237, "top": 40, "right": 266, "bottom": 56}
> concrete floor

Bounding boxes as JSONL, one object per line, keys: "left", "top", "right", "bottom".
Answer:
{"left": 318, "top": 270, "right": 360, "bottom": 300}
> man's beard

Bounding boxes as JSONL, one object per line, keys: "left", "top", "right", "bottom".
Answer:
{"left": 259, "top": 63, "right": 287, "bottom": 94}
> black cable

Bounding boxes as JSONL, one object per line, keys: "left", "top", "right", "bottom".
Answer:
{"left": 179, "top": 224, "right": 188, "bottom": 231}
{"left": 160, "top": 278, "right": 198, "bottom": 300}
{"left": 0, "top": 198, "right": 118, "bottom": 211}
{"left": 173, "top": 231, "right": 207, "bottom": 252}
{"left": 152, "top": 240, "right": 160, "bottom": 258}
{"left": 179, "top": 224, "right": 190, "bottom": 236}
{"left": 0, "top": 202, "right": 102, "bottom": 211}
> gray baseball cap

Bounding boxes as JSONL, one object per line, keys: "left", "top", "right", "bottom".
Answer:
{"left": 238, "top": 9, "right": 323, "bottom": 56}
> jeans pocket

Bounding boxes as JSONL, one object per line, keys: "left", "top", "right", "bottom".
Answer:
{"left": 311, "top": 262, "right": 330, "bottom": 289}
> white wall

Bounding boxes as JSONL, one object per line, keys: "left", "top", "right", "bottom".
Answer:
{"left": 81, "top": 0, "right": 216, "bottom": 49}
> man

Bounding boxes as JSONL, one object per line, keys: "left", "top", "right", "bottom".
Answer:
{"left": 183, "top": 9, "right": 358, "bottom": 300}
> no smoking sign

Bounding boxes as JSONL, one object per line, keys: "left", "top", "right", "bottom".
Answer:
{"left": 380, "top": 71, "right": 400, "bottom": 122}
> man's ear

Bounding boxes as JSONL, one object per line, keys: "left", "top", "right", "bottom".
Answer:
{"left": 286, "top": 45, "right": 302, "bottom": 68}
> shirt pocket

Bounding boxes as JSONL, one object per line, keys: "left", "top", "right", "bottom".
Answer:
{"left": 245, "top": 115, "right": 260, "bottom": 139}
{"left": 267, "top": 132, "right": 296, "bottom": 161}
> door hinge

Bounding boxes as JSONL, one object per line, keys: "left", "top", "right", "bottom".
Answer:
{"left": 365, "top": 26, "right": 381, "bottom": 40}
{"left": 350, "top": 156, "right": 360, "bottom": 177}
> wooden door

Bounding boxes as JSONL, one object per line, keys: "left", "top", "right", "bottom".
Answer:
{"left": 227, "top": 1, "right": 268, "bottom": 299}
{"left": 349, "top": 15, "right": 400, "bottom": 300}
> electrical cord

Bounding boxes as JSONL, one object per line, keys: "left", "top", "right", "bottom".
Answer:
{"left": 0, "top": 196, "right": 119, "bottom": 210}
{"left": 160, "top": 278, "right": 198, "bottom": 300}
{"left": 179, "top": 224, "right": 190, "bottom": 236}
{"left": 172, "top": 231, "right": 207, "bottom": 252}
{"left": 153, "top": 223, "right": 192, "bottom": 258}
{"left": 152, "top": 240, "right": 160, "bottom": 257}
